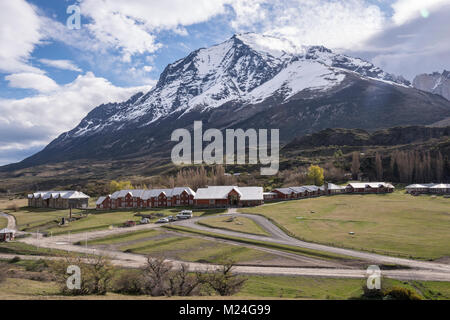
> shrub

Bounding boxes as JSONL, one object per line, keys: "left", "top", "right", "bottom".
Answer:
{"left": 113, "top": 271, "right": 144, "bottom": 295}
{"left": 384, "top": 287, "right": 422, "bottom": 300}
{"left": 8, "top": 256, "right": 21, "bottom": 264}
{"left": 25, "top": 259, "right": 49, "bottom": 272}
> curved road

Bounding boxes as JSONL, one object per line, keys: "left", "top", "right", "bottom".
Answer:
{"left": 0, "top": 211, "right": 17, "bottom": 230}
{"left": 174, "top": 210, "right": 450, "bottom": 273}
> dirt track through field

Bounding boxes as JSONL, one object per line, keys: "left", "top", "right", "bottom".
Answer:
{"left": 0, "top": 211, "right": 17, "bottom": 230}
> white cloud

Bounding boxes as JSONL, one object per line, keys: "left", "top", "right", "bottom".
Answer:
{"left": 5, "top": 73, "right": 60, "bottom": 93}
{"left": 0, "top": 72, "right": 152, "bottom": 163}
{"left": 38, "top": 59, "right": 82, "bottom": 72}
{"left": 228, "top": 0, "right": 387, "bottom": 50}
{"left": 79, "top": 0, "right": 230, "bottom": 59}
{"left": 0, "top": 0, "right": 43, "bottom": 73}
{"left": 352, "top": 2, "right": 450, "bottom": 80}
{"left": 391, "top": 0, "right": 449, "bottom": 25}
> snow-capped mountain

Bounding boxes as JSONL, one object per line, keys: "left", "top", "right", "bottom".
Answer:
{"left": 413, "top": 70, "right": 450, "bottom": 101}
{"left": 10, "top": 33, "right": 450, "bottom": 167}
{"left": 67, "top": 33, "right": 411, "bottom": 139}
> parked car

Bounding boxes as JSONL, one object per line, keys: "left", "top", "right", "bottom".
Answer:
{"left": 167, "top": 215, "right": 177, "bottom": 222}
{"left": 156, "top": 218, "right": 170, "bottom": 224}
{"left": 176, "top": 210, "right": 193, "bottom": 220}
{"left": 124, "top": 220, "right": 136, "bottom": 227}
{"left": 140, "top": 218, "right": 150, "bottom": 224}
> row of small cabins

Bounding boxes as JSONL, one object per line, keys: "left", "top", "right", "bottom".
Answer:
{"left": 94, "top": 182, "right": 395, "bottom": 210}
{"left": 27, "top": 182, "right": 397, "bottom": 210}
{"left": 31, "top": 182, "right": 450, "bottom": 210}
{"left": 405, "top": 183, "right": 450, "bottom": 195}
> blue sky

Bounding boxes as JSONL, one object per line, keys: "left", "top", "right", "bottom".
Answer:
{"left": 0, "top": 0, "right": 449, "bottom": 166}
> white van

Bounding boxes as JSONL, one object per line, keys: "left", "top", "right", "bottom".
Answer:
{"left": 176, "top": 210, "right": 193, "bottom": 219}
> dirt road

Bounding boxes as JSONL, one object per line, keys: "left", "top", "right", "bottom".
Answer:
{"left": 0, "top": 212, "right": 16, "bottom": 230}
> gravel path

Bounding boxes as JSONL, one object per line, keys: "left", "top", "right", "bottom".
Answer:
{"left": 0, "top": 211, "right": 17, "bottom": 230}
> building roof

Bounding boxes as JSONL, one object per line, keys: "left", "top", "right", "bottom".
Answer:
{"left": 0, "top": 228, "right": 16, "bottom": 234}
{"left": 273, "top": 188, "right": 296, "bottom": 195}
{"left": 194, "top": 186, "right": 263, "bottom": 201}
{"left": 430, "top": 184, "right": 450, "bottom": 189}
{"left": 288, "top": 187, "right": 308, "bottom": 193}
{"left": 327, "top": 183, "right": 345, "bottom": 190}
{"left": 28, "top": 191, "right": 90, "bottom": 200}
{"left": 110, "top": 187, "right": 196, "bottom": 200}
{"left": 347, "top": 182, "right": 395, "bottom": 189}
{"left": 238, "top": 187, "right": 264, "bottom": 201}
{"left": 96, "top": 196, "right": 109, "bottom": 205}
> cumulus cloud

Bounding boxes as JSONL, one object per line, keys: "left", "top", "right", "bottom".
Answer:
{"left": 38, "top": 59, "right": 82, "bottom": 72}
{"left": 0, "top": 72, "right": 152, "bottom": 163}
{"left": 0, "top": 0, "right": 43, "bottom": 73}
{"left": 228, "top": 0, "right": 387, "bottom": 50}
{"left": 5, "top": 73, "right": 60, "bottom": 93}
{"left": 391, "top": 0, "right": 449, "bottom": 25}
{"left": 349, "top": 1, "right": 450, "bottom": 80}
{"left": 79, "top": 0, "right": 230, "bottom": 59}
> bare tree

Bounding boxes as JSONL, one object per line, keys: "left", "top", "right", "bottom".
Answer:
{"left": 375, "top": 153, "right": 383, "bottom": 181}
{"left": 351, "top": 152, "right": 360, "bottom": 180}
{"left": 199, "top": 260, "right": 247, "bottom": 296}
{"left": 50, "top": 255, "right": 114, "bottom": 296}
{"left": 140, "top": 257, "right": 202, "bottom": 297}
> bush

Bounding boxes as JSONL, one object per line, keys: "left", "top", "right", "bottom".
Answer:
{"left": 8, "top": 256, "right": 21, "bottom": 264}
{"left": 384, "top": 287, "right": 422, "bottom": 300}
{"left": 25, "top": 259, "right": 49, "bottom": 272}
{"left": 113, "top": 271, "right": 144, "bottom": 295}
{"left": 50, "top": 255, "right": 115, "bottom": 296}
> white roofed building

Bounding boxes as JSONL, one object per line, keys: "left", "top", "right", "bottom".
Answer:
{"left": 194, "top": 186, "right": 263, "bottom": 208}
{"left": 345, "top": 182, "right": 394, "bottom": 194}
{"left": 28, "top": 191, "right": 90, "bottom": 209}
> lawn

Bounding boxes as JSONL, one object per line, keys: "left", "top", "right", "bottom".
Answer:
{"left": 86, "top": 229, "right": 163, "bottom": 245}
{"left": 9, "top": 206, "right": 225, "bottom": 235}
{"left": 239, "top": 193, "right": 450, "bottom": 260}
{"left": 116, "top": 233, "right": 276, "bottom": 264}
{"left": 197, "top": 216, "right": 270, "bottom": 236}
{"left": 238, "top": 276, "right": 450, "bottom": 300}
{"left": 7, "top": 207, "right": 87, "bottom": 232}
{"left": 0, "top": 216, "right": 7, "bottom": 229}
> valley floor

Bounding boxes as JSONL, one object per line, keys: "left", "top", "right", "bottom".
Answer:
{"left": 0, "top": 192, "right": 449, "bottom": 300}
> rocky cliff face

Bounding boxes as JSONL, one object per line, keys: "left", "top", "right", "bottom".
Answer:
{"left": 413, "top": 70, "right": 450, "bottom": 101}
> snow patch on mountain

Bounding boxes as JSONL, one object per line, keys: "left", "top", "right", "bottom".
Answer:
{"left": 66, "top": 33, "right": 412, "bottom": 138}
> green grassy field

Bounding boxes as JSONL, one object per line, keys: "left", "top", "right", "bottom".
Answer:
{"left": 240, "top": 193, "right": 450, "bottom": 260}
{"left": 0, "top": 217, "right": 7, "bottom": 229}
{"left": 164, "top": 225, "right": 358, "bottom": 261}
{"left": 239, "top": 276, "right": 450, "bottom": 300}
{"left": 86, "top": 229, "right": 163, "bottom": 245}
{"left": 7, "top": 206, "right": 89, "bottom": 232}
{"left": 118, "top": 234, "right": 275, "bottom": 264}
{"left": 198, "top": 216, "right": 270, "bottom": 236}
{"left": 7, "top": 206, "right": 225, "bottom": 235}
